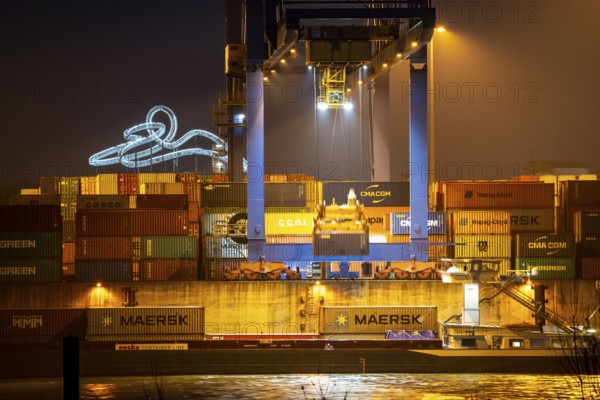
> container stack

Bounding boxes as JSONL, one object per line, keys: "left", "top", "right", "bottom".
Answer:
{"left": 0, "top": 205, "right": 62, "bottom": 282}
{"left": 514, "top": 233, "right": 576, "bottom": 279}
{"left": 575, "top": 211, "right": 600, "bottom": 279}
{"left": 389, "top": 211, "right": 449, "bottom": 262}
{"left": 560, "top": 180, "right": 600, "bottom": 233}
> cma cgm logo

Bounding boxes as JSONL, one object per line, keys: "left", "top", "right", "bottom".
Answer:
{"left": 360, "top": 185, "right": 391, "bottom": 204}
{"left": 13, "top": 316, "right": 43, "bottom": 329}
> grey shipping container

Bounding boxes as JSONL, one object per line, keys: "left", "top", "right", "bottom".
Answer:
{"left": 391, "top": 212, "right": 446, "bottom": 235}
{"left": 140, "top": 259, "right": 198, "bottom": 281}
{"left": 320, "top": 306, "right": 438, "bottom": 334}
{"left": 515, "top": 258, "right": 576, "bottom": 279}
{"left": 86, "top": 307, "right": 204, "bottom": 341}
{"left": 0, "top": 259, "right": 62, "bottom": 283}
{"left": 0, "top": 205, "right": 61, "bottom": 232}
{"left": 515, "top": 233, "right": 575, "bottom": 258}
{"left": 0, "top": 309, "right": 86, "bottom": 343}
{"left": 313, "top": 232, "right": 369, "bottom": 256}
{"left": 74, "top": 260, "right": 133, "bottom": 282}
{"left": 321, "top": 181, "right": 410, "bottom": 207}
{"left": 0, "top": 232, "right": 61, "bottom": 258}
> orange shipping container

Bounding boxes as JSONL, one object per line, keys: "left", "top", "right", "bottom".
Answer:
{"left": 439, "top": 182, "right": 554, "bottom": 209}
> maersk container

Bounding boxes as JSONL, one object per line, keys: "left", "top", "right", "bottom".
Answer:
{"left": 453, "top": 234, "right": 511, "bottom": 258}
{"left": 449, "top": 211, "right": 510, "bottom": 235}
{"left": 140, "top": 259, "right": 198, "bottom": 281}
{"left": 77, "top": 195, "right": 131, "bottom": 210}
{"left": 74, "top": 260, "right": 132, "bottom": 282}
{"left": 265, "top": 212, "right": 313, "bottom": 235}
{"left": 136, "top": 194, "right": 189, "bottom": 210}
{"left": 7, "top": 194, "right": 60, "bottom": 206}
{"left": 580, "top": 258, "right": 600, "bottom": 279}
{"left": 86, "top": 307, "right": 204, "bottom": 341}
{"left": 365, "top": 206, "right": 409, "bottom": 234}
{"left": 96, "top": 174, "right": 119, "bottom": 195}
{"left": 574, "top": 211, "right": 600, "bottom": 235}
{"left": 391, "top": 211, "right": 446, "bottom": 235}
{"left": 0, "top": 232, "right": 61, "bottom": 258}
{"left": 320, "top": 306, "right": 437, "bottom": 334}
{"left": 515, "top": 258, "right": 576, "bottom": 279}
{"left": 0, "top": 308, "right": 86, "bottom": 343}
{"left": 201, "top": 208, "right": 247, "bottom": 236}
{"left": 76, "top": 237, "right": 134, "bottom": 260}
{"left": 0, "top": 259, "right": 62, "bottom": 283}
{"left": 0, "top": 205, "right": 61, "bottom": 232}
{"left": 562, "top": 180, "right": 600, "bottom": 207}
{"left": 440, "top": 182, "right": 554, "bottom": 209}
{"left": 313, "top": 232, "right": 369, "bottom": 256}
{"left": 203, "top": 236, "right": 248, "bottom": 259}
{"left": 515, "top": 233, "right": 575, "bottom": 258}
{"left": 576, "top": 235, "right": 600, "bottom": 257}
{"left": 506, "top": 208, "right": 555, "bottom": 233}
{"left": 320, "top": 181, "right": 410, "bottom": 207}
{"left": 141, "top": 236, "right": 196, "bottom": 259}
{"left": 76, "top": 210, "right": 188, "bottom": 236}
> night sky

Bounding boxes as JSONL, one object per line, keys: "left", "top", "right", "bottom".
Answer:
{"left": 1, "top": 0, "right": 599, "bottom": 192}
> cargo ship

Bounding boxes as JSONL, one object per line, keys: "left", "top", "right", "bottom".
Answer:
{"left": 1, "top": 174, "right": 600, "bottom": 378}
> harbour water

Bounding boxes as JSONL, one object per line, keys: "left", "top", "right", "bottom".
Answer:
{"left": 0, "top": 373, "right": 597, "bottom": 399}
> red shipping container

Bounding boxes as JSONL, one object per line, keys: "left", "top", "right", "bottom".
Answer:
{"left": 440, "top": 182, "right": 554, "bottom": 209}
{"left": 136, "top": 194, "right": 189, "bottom": 210}
{"left": 76, "top": 237, "right": 134, "bottom": 260}
{"left": 77, "top": 210, "right": 188, "bottom": 236}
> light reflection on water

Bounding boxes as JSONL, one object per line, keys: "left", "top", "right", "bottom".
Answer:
{"left": 0, "top": 374, "right": 597, "bottom": 400}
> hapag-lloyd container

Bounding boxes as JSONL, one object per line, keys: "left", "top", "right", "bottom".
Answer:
{"left": 86, "top": 307, "right": 205, "bottom": 341}
{"left": 450, "top": 211, "right": 510, "bottom": 235}
{"left": 76, "top": 237, "right": 134, "bottom": 260}
{"left": 391, "top": 211, "right": 446, "bottom": 235}
{"left": 0, "top": 258, "right": 62, "bottom": 283}
{"left": 515, "top": 233, "right": 575, "bottom": 258}
{"left": 141, "top": 236, "right": 196, "bottom": 259}
{"left": 74, "top": 260, "right": 133, "bottom": 282}
{"left": 452, "top": 234, "right": 511, "bottom": 258}
{"left": 265, "top": 212, "right": 313, "bottom": 235}
{"left": 135, "top": 194, "right": 189, "bottom": 210}
{"left": 0, "top": 205, "right": 61, "bottom": 232}
{"left": 77, "top": 195, "right": 131, "bottom": 210}
{"left": 365, "top": 206, "right": 409, "bottom": 233}
{"left": 439, "top": 182, "right": 554, "bottom": 209}
{"left": 76, "top": 210, "right": 188, "bottom": 236}
{"left": 320, "top": 306, "right": 437, "bottom": 334}
{"left": 0, "top": 232, "right": 61, "bottom": 258}
{"left": 140, "top": 259, "right": 198, "bottom": 281}
{"left": 574, "top": 211, "right": 600, "bottom": 234}
{"left": 0, "top": 308, "right": 86, "bottom": 343}
{"left": 320, "top": 181, "right": 410, "bottom": 207}
{"left": 515, "top": 258, "right": 576, "bottom": 279}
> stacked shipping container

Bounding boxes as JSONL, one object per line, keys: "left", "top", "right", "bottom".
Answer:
{"left": 575, "top": 211, "right": 600, "bottom": 279}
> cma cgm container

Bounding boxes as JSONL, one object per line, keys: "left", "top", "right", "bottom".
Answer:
{"left": 391, "top": 212, "right": 446, "bottom": 235}
{"left": 450, "top": 211, "right": 510, "bottom": 235}
{"left": 574, "top": 211, "right": 600, "bottom": 234}
{"left": 76, "top": 237, "right": 134, "bottom": 260}
{"left": 313, "top": 232, "right": 369, "bottom": 256}
{"left": 136, "top": 194, "right": 189, "bottom": 210}
{"left": 366, "top": 207, "right": 409, "bottom": 234}
{"left": 140, "top": 236, "right": 196, "bottom": 259}
{"left": 0, "top": 259, "right": 62, "bottom": 283}
{"left": 0, "top": 232, "right": 61, "bottom": 258}
{"left": 515, "top": 258, "right": 576, "bottom": 279}
{"left": 439, "top": 182, "right": 554, "bottom": 209}
{"left": 74, "top": 260, "right": 132, "bottom": 282}
{"left": 320, "top": 306, "right": 437, "bottom": 334}
{"left": 0, "top": 205, "right": 61, "bottom": 232}
{"left": 0, "top": 309, "right": 86, "bottom": 343}
{"left": 77, "top": 210, "right": 188, "bottom": 236}
{"left": 562, "top": 180, "right": 600, "bottom": 207}
{"left": 515, "top": 233, "right": 575, "bottom": 258}
{"left": 77, "top": 195, "right": 131, "bottom": 210}
{"left": 140, "top": 259, "right": 197, "bottom": 281}
{"left": 86, "top": 307, "right": 204, "bottom": 341}
{"left": 453, "top": 234, "right": 511, "bottom": 258}
{"left": 320, "top": 181, "right": 410, "bottom": 207}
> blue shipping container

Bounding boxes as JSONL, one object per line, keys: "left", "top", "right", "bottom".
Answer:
{"left": 391, "top": 212, "right": 446, "bottom": 235}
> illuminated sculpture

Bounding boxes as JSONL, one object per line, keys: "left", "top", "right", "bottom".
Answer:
{"left": 89, "top": 105, "right": 246, "bottom": 172}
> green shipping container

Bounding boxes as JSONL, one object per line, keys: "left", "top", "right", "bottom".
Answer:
{"left": 0, "top": 232, "right": 61, "bottom": 258}
{"left": 141, "top": 236, "right": 197, "bottom": 259}
{"left": 515, "top": 258, "right": 576, "bottom": 279}
{"left": 0, "top": 259, "right": 62, "bottom": 283}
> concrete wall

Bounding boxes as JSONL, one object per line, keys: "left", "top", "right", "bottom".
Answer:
{"left": 0, "top": 280, "right": 598, "bottom": 334}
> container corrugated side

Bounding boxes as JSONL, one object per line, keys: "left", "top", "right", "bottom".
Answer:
{"left": 561, "top": 206, "right": 600, "bottom": 233}
{"left": 449, "top": 211, "right": 510, "bottom": 235}
{"left": 203, "top": 237, "right": 247, "bottom": 258}
{"left": 313, "top": 232, "right": 369, "bottom": 256}
{"left": 135, "top": 194, "right": 189, "bottom": 210}
{"left": 506, "top": 208, "right": 555, "bottom": 233}
{"left": 79, "top": 177, "right": 97, "bottom": 195}
{"left": 77, "top": 195, "right": 132, "bottom": 210}
{"left": 139, "top": 182, "right": 185, "bottom": 195}
{"left": 366, "top": 207, "right": 409, "bottom": 234}
{"left": 188, "top": 201, "right": 200, "bottom": 223}
{"left": 580, "top": 258, "right": 600, "bottom": 279}
{"left": 200, "top": 183, "right": 247, "bottom": 207}
{"left": 386, "top": 234, "right": 451, "bottom": 259}
{"left": 264, "top": 212, "right": 313, "bottom": 235}
{"left": 562, "top": 181, "right": 600, "bottom": 207}
{"left": 0, "top": 309, "right": 86, "bottom": 343}
{"left": 62, "top": 242, "right": 75, "bottom": 264}
{"left": 62, "top": 220, "right": 76, "bottom": 242}
{"left": 76, "top": 237, "right": 134, "bottom": 260}
{"left": 7, "top": 194, "right": 61, "bottom": 205}
{"left": 203, "top": 258, "right": 244, "bottom": 280}
{"left": 40, "top": 177, "right": 60, "bottom": 194}
{"left": 74, "top": 260, "right": 132, "bottom": 282}
{"left": 391, "top": 211, "right": 446, "bottom": 235}
{"left": 452, "top": 234, "right": 511, "bottom": 258}
{"left": 60, "top": 177, "right": 80, "bottom": 196}
{"left": 576, "top": 234, "right": 600, "bottom": 257}
{"left": 265, "top": 183, "right": 307, "bottom": 207}
{"left": 77, "top": 210, "right": 188, "bottom": 236}
{"left": 515, "top": 258, "right": 576, "bottom": 279}
{"left": 140, "top": 259, "right": 197, "bottom": 281}
{"left": 0, "top": 232, "right": 61, "bottom": 258}
{"left": 319, "top": 306, "right": 437, "bottom": 334}
{"left": 515, "top": 233, "right": 575, "bottom": 258}
{"left": 440, "top": 182, "right": 554, "bottom": 209}
{"left": 86, "top": 307, "right": 204, "bottom": 339}
{"left": 265, "top": 235, "right": 312, "bottom": 244}
{"left": 96, "top": 174, "right": 119, "bottom": 194}
{"left": 138, "top": 173, "right": 177, "bottom": 185}
{"left": 0, "top": 205, "right": 61, "bottom": 232}
{"left": 118, "top": 174, "right": 138, "bottom": 195}
{"left": 0, "top": 259, "right": 62, "bottom": 283}
{"left": 574, "top": 211, "right": 600, "bottom": 235}
{"left": 320, "top": 181, "right": 410, "bottom": 207}
{"left": 141, "top": 236, "right": 196, "bottom": 259}
{"left": 201, "top": 208, "right": 247, "bottom": 235}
